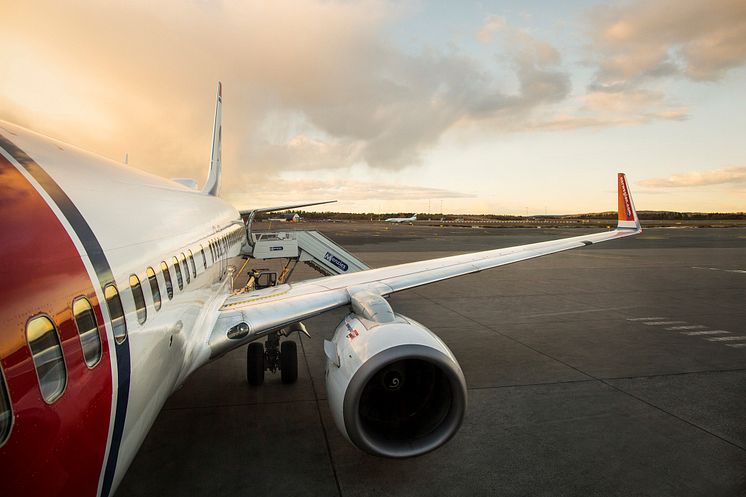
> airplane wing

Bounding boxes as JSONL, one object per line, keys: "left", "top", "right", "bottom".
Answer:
{"left": 209, "top": 174, "right": 641, "bottom": 358}
{"left": 239, "top": 200, "right": 336, "bottom": 217}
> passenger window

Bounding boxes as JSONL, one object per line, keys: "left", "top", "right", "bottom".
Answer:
{"left": 72, "top": 297, "right": 102, "bottom": 367}
{"left": 146, "top": 267, "right": 162, "bottom": 311}
{"left": 105, "top": 284, "right": 128, "bottom": 343}
{"left": 1, "top": 365, "right": 13, "bottom": 444}
{"left": 180, "top": 253, "right": 190, "bottom": 284}
{"left": 26, "top": 315, "right": 67, "bottom": 402}
{"left": 200, "top": 245, "right": 207, "bottom": 269}
{"left": 188, "top": 250, "right": 197, "bottom": 278}
{"left": 160, "top": 261, "right": 174, "bottom": 300}
{"left": 130, "top": 275, "right": 147, "bottom": 324}
{"left": 172, "top": 256, "right": 184, "bottom": 290}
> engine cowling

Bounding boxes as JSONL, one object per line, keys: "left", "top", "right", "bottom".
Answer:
{"left": 325, "top": 293, "right": 467, "bottom": 458}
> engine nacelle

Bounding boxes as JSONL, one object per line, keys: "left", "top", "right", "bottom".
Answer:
{"left": 325, "top": 293, "right": 467, "bottom": 458}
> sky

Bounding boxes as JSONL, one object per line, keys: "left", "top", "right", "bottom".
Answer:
{"left": 2, "top": 0, "right": 745, "bottom": 214}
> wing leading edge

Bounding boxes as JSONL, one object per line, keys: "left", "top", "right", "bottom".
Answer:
{"left": 208, "top": 174, "right": 641, "bottom": 359}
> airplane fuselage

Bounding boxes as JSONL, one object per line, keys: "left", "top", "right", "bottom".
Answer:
{"left": 384, "top": 215, "right": 416, "bottom": 223}
{"left": 0, "top": 122, "right": 243, "bottom": 496}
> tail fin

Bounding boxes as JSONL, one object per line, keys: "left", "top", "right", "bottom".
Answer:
{"left": 617, "top": 173, "right": 641, "bottom": 231}
{"left": 202, "top": 82, "right": 222, "bottom": 196}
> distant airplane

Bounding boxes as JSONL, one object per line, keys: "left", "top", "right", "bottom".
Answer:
{"left": 0, "top": 83, "right": 641, "bottom": 497}
{"left": 385, "top": 214, "right": 417, "bottom": 223}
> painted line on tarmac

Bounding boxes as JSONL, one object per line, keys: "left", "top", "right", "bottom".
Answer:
{"left": 692, "top": 266, "right": 746, "bottom": 274}
{"left": 683, "top": 330, "right": 730, "bottom": 336}
{"left": 522, "top": 305, "right": 637, "bottom": 318}
{"left": 628, "top": 317, "right": 744, "bottom": 350}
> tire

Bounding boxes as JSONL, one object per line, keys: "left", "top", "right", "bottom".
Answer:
{"left": 247, "top": 342, "right": 265, "bottom": 386}
{"left": 280, "top": 341, "right": 298, "bottom": 384}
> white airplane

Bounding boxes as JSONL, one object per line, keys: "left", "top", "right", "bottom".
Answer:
{"left": 0, "top": 83, "right": 641, "bottom": 497}
{"left": 385, "top": 214, "right": 417, "bottom": 223}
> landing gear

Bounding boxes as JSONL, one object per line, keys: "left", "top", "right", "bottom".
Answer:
{"left": 246, "top": 332, "right": 299, "bottom": 386}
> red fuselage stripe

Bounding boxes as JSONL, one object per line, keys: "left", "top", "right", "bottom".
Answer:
{"left": 0, "top": 151, "right": 113, "bottom": 497}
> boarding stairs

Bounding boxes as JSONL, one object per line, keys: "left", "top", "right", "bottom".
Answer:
{"left": 244, "top": 230, "right": 369, "bottom": 277}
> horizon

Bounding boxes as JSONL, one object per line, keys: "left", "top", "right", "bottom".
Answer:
{"left": 288, "top": 209, "right": 746, "bottom": 217}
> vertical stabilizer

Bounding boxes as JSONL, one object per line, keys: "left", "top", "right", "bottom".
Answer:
{"left": 202, "top": 82, "right": 222, "bottom": 196}
{"left": 617, "top": 173, "right": 641, "bottom": 231}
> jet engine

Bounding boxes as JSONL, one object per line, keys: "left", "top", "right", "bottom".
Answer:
{"left": 324, "top": 292, "right": 467, "bottom": 458}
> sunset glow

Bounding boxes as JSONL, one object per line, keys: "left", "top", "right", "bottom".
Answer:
{"left": 2, "top": 0, "right": 745, "bottom": 214}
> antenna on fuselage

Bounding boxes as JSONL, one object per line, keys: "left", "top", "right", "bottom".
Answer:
{"left": 202, "top": 81, "right": 222, "bottom": 196}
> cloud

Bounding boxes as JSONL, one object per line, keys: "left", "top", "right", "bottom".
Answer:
{"left": 223, "top": 178, "right": 474, "bottom": 210}
{"left": 476, "top": 15, "right": 506, "bottom": 44}
{"left": 579, "top": 88, "right": 687, "bottom": 122}
{"left": 588, "top": 0, "right": 746, "bottom": 85}
{"left": 502, "top": 85, "right": 688, "bottom": 133}
{"left": 0, "top": 0, "right": 572, "bottom": 188}
{"left": 640, "top": 166, "right": 746, "bottom": 187}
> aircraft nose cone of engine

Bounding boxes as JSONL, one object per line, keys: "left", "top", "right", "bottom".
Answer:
{"left": 382, "top": 368, "right": 403, "bottom": 391}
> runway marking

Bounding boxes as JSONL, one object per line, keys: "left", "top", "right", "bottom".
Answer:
{"left": 522, "top": 306, "right": 637, "bottom": 318}
{"left": 707, "top": 336, "right": 746, "bottom": 342}
{"left": 692, "top": 266, "right": 746, "bottom": 274}
{"left": 628, "top": 315, "right": 744, "bottom": 349}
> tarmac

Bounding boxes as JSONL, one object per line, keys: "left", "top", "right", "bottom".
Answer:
{"left": 116, "top": 223, "right": 746, "bottom": 497}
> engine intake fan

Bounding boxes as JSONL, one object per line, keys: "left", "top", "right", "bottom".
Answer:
{"left": 325, "top": 293, "right": 467, "bottom": 458}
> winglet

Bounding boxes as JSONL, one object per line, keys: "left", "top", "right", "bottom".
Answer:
{"left": 617, "top": 173, "right": 641, "bottom": 231}
{"left": 202, "top": 82, "right": 222, "bottom": 196}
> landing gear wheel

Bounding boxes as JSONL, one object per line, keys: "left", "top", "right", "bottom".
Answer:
{"left": 280, "top": 341, "right": 298, "bottom": 384}
{"left": 247, "top": 342, "right": 265, "bottom": 386}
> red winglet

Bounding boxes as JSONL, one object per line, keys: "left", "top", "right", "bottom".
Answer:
{"left": 617, "top": 173, "right": 640, "bottom": 231}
